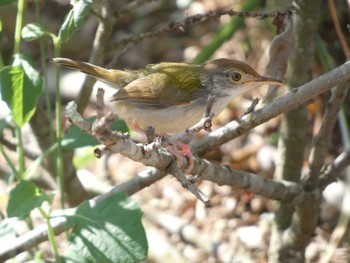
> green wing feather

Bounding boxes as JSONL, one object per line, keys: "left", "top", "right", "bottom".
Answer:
{"left": 110, "top": 63, "right": 203, "bottom": 108}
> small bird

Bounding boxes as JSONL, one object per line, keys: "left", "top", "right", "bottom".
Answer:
{"left": 53, "top": 58, "right": 283, "bottom": 134}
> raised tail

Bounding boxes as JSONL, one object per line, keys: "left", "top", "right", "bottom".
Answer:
{"left": 52, "top": 58, "right": 131, "bottom": 87}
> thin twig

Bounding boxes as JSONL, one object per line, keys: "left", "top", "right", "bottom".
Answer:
{"left": 0, "top": 136, "right": 39, "bottom": 160}
{"left": 319, "top": 149, "right": 350, "bottom": 189}
{"left": 168, "top": 163, "right": 210, "bottom": 204}
{"left": 110, "top": 7, "right": 295, "bottom": 50}
{"left": 306, "top": 83, "right": 349, "bottom": 186}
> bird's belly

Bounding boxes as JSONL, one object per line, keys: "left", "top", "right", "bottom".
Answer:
{"left": 115, "top": 103, "right": 206, "bottom": 133}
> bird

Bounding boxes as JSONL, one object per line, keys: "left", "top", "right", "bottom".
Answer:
{"left": 53, "top": 58, "right": 283, "bottom": 134}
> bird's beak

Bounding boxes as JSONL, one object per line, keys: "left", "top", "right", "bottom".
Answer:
{"left": 244, "top": 76, "right": 284, "bottom": 86}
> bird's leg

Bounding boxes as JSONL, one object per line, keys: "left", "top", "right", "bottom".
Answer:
{"left": 166, "top": 141, "right": 194, "bottom": 173}
{"left": 143, "top": 96, "right": 215, "bottom": 171}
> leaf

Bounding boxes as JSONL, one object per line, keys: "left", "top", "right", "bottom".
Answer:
{"left": 22, "top": 23, "right": 51, "bottom": 42}
{"left": 62, "top": 118, "right": 128, "bottom": 150}
{"left": 58, "top": 0, "right": 92, "bottom": 43}
{"left": 62, "top": 124, "right": 99, "bottom": 150}
{"left": 7, "top": 180, "right": 48, "bottom": 218}
{"left": 64, "top": 192, "right": 148, "bottom": 263}
{"left": 0, "top": 54, "right": 43, "bottom": 127}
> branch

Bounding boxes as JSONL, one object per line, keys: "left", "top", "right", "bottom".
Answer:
{"left": 264, "top": 14, "right": 294, "bottom": 101}
{"left": 319, "top": 149, "right": 350, "bottom": 189}
{"left": 109, "top": 7, "right": 294, "bottom": 50}
{"left": 192, "top": 158, "right": 304, "bottom": 204}
{"left": 307, "top": 83, "right": 349, "bottom": 186}
{"left": 0, "top": 217, "right": 67, "bottom": 262}
{"left": 66, "top": 95, "right": 210, "bottom": 203}
{"left": 5, "top": 139, "right": 348, "bottom": 260}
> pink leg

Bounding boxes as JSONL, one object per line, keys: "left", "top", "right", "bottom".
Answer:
{"left": 166, "top": 141, "right": 194, "bottom": 173}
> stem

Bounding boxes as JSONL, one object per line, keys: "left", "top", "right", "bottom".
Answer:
{"left": 339, "top": 108, "right": 350, "bottom": 148}
{"left": 38, "top": 207, "right": 61, "bottom": 263}
{"left": 13, "top": 0, "right": 25, "bottom": 54}
{"left": 35, "top": 0, "right": 55, "bottom": 143}
{"left": 13, "top": 0, "right": 26, "bottom": 179}
{"left": 15, "top": 127, "right": 25, "bottom": 179}
{"left": 0, "top": 52, "right": 4, "bottom": 68}
{"left": 0, "top": 142, "right": 19, "bottom": 177}
{"left": 53, "top": 39, "right": 65, "bottom": 208}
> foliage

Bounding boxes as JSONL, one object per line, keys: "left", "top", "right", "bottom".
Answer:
{"left": 0, "top": 0, "right": 146, "bottom": 262}
{"left": 64, "top": 193, "right": 147, "bottom": 263}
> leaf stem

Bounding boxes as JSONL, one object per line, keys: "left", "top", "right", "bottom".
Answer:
{"left": 13, "top": 0, "right": 26, "bottom": 179}
{"left": 53, "top": 39, "right": 65, "bottom": 208}
{"left": 38, "top": 207, "right": 62, "bottom": 263}
{"left": 0, "top": 142, "right": 19, "bottom": 178}
{"left": 14, "top": 0, "right": 25, "bottom": 54}
{"left": 35, "top": 0, "right": 55, "bottom": 144}
{"left": 15, "top": 127, "right": 25, "bottom": 179}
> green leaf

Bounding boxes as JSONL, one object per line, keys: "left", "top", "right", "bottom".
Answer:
{"left": 62, "top": 118, "right": 128, "bottom": 150}
{"left": 7, "top": 180, "right": 48, "bottom": 217}
{"left": 22, "top": 23, "right": 51, "bottom": 42}
{"left": 62, "top": 124, "right": 99, "bottom": 150}
{"left": 58, "top": 0, "right": 92, "bottom": 43}
{"left": 0, "top": 54, "right": 43, "bottom": 127}
{"left": 64, "top": 192, "right": 148, "bottom": 263}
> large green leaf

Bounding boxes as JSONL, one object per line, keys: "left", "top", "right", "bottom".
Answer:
{"left": 0, "top": 54, "right": 42, "bottom": 127}
{"left": 64, "top": 192, "right": 148, "bottom": 263}
{"left": 7, "top": 180, "right": 48, "bottom": 218}
{"left": 58, "top": 0, "right": 92, "bottom": 43}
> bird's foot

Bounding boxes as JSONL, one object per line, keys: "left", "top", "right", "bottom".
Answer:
{"left": 166, "top": 141, "right": 194, "bottom": 173}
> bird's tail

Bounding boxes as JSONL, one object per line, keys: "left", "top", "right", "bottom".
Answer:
{"left": 52, "top": 58, "right": 131, "bottom": 87}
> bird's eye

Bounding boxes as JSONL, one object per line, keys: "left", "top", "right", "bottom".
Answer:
{"left": 231, "top": 72, "right": 242, "bottom": 82}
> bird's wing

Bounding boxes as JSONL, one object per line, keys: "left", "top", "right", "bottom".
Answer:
{"left": 110, "top": 66, "right": 203, "bottom": 109}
